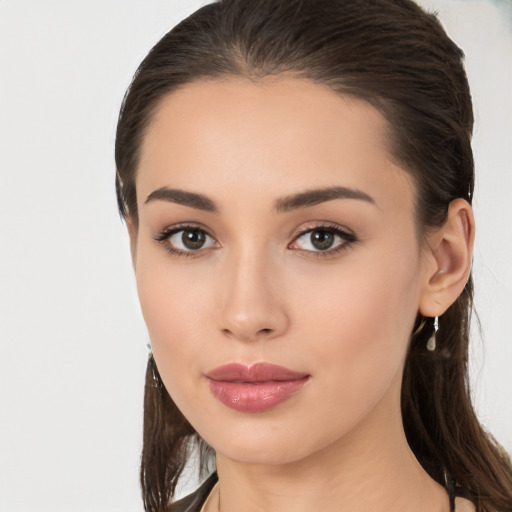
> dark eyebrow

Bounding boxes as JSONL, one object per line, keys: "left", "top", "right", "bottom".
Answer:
{"left": 145, "top": 187, "right": 218, "bottom": 213}
{"left": 274, "top": 186, "right": 376, "bottom": 213}
{"left": 145, "top": 185, "right": 375, "bottom": 214}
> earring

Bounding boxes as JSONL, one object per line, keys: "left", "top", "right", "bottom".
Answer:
{"left": 426, "top": 316, "right": 439, "bottom": 352}
{"left": 147, "top": 343, "right": 163, "bottom": 388}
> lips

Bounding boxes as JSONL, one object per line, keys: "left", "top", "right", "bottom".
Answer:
{"left": 205, "top": 363, "right": 310, "bottom": 412}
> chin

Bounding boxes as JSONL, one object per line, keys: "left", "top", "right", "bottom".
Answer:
{"left": 197, "top": 416, "right": 346, "bottom": 468}
{"left": 216, "top": 440, "right": 313, "bottom": 466}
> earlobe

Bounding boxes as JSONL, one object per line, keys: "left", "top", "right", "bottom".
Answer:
{"left": 126, "top": 216, "right": 138, "bottom": 270}
{"left": 419, "top": 199, "right": 475, "bottom": 317}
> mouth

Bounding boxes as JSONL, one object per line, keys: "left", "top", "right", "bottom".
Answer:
{"left": 204, "top": 362, "right": 311, "bottom": 413}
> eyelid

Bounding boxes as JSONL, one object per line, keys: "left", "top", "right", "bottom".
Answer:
{"left": 153, "top": 222, "right": 219, "bottom": 257}
{"left": 153, "top": 221, "right": 356, "bottom": 259}
{"left": 153, "top": 222, "right": 215, "bottom": 241}
{"left": 289, "top": 221, "right": 356, "bottom": 241}
{"left": 288, "top": 222, "right": 357, "bottom": 255}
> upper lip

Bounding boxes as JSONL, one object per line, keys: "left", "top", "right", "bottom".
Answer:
{"left": 205, "top": 362, "right": 309, "bottom": 382}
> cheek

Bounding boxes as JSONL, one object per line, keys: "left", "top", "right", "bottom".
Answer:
{"left": 292, "top": 244, "right": 422, "bottom": 405}
{"left": 134, "top": 251, "right": 212, "bottom": 385}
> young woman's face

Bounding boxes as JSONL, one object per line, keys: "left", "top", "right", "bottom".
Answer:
{"left": 132, "top": 77, "right": 432, "bottom": 465}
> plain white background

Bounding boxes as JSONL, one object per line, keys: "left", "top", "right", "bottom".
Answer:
{"left": 0, "top": 1, "right": 510, "bottom": 510}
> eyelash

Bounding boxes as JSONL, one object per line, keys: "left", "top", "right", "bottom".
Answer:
{"left": 153, "top": 222, "right": 357, "bottom": 259}
{"left": 290, "top": 223, "right": 357, "bottom": 258}
{"left": 153, "top": 223, "right": 216, "bottom": 259}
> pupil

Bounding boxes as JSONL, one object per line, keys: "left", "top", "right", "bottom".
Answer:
{"left": 182, "top": 230, "right": 205, "bottom": 249}
{"left": 311, "top": 230, "right": 334, "bottom": 250}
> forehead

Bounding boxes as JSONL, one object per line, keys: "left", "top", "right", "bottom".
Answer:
{"left": 136, "top": 76, "right": 415, "bottom": 215}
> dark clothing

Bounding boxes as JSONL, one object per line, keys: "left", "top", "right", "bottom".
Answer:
{"left": 171, "top": 473, "right": 218, "bottom": 512}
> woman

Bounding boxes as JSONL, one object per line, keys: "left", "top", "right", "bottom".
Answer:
{"left": 115, "top": 0, "right": 512, "bottom": 511}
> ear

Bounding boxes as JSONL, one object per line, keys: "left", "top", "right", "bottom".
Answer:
{"left": 418, "top": 198, "right": 475, "bottom": 317}
{"left": 126, "top": 215, "right": 138, "bottom": 270}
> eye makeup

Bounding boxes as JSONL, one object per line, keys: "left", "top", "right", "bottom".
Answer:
{"left": 153, "top": 223, "right": 218, "bottom": 259}
{"left": 288, "top": 222, "right": 357, "bottom": 259}
{"left": 153, "top": 220, "right": 357, "bottom": 260}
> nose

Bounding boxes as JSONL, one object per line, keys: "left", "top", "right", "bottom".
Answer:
{"left": 217, "top": 249, "right": 289, "bottom": 342}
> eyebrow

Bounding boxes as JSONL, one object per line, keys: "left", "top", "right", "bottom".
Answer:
{"left": 273, "top": 186, "right": 376, "bottom": 213}
{"left": 144, "top": 185, "right": 375, "bottom": 213}
{"left": 145, "top": 187, "right": 218, "bottom": 212}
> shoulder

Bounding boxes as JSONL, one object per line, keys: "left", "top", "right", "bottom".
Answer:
{"left": 170, "top": 473, "right": 218, "bottom": 512}
{"left": 455, "top": 496, "right": 476, "bottom": 512}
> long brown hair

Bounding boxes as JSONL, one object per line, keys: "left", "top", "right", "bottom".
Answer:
{"left": 115, "top": 1, "right": 512, "bottom": 510}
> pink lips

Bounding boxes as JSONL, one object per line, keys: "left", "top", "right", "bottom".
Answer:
{"left": 205, "top": 363, "right": 310, "bottom": 412}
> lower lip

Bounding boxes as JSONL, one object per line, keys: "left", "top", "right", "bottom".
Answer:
{"left": 207, "top": 377, "right": 309, "bottom": 412}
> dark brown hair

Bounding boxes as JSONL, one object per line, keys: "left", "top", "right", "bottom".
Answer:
{"left": 115, "top": 1, "right": 512, "bottom": 511}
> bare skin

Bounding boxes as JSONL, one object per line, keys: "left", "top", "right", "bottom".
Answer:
{"left": 129, "top": 77, "right": 474, "bottom": 512}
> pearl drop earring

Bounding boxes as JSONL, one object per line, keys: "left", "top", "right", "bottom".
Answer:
{"left": 426, "top": 316, "right": 439, "bottom": 352}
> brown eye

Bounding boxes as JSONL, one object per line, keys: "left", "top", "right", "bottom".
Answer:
{"left": 181, "top": 229, "right": 207, "bottom": 250}
{"left": 290, "top": 225, "right": 356, "bottom": 254}
{"left": 310, "top": 230, "right": 335, "bottom": 250}
{"left": 157, "top": 226, "right": 217, "bottom": 254}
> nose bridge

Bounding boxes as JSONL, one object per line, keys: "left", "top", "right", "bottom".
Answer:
{"left": 218, "top": 243, "right": 288, "bottom": 341}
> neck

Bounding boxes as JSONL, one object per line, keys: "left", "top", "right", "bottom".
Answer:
{"left": 211, "top": 377, "right": 450, "bottom": 512}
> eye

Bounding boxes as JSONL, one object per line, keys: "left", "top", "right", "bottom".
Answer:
{"left": 289, "top": 224, "right": 356, "bottom": 254}
{"left": 154, "top": 225, "right": 218, "bottom": 255}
